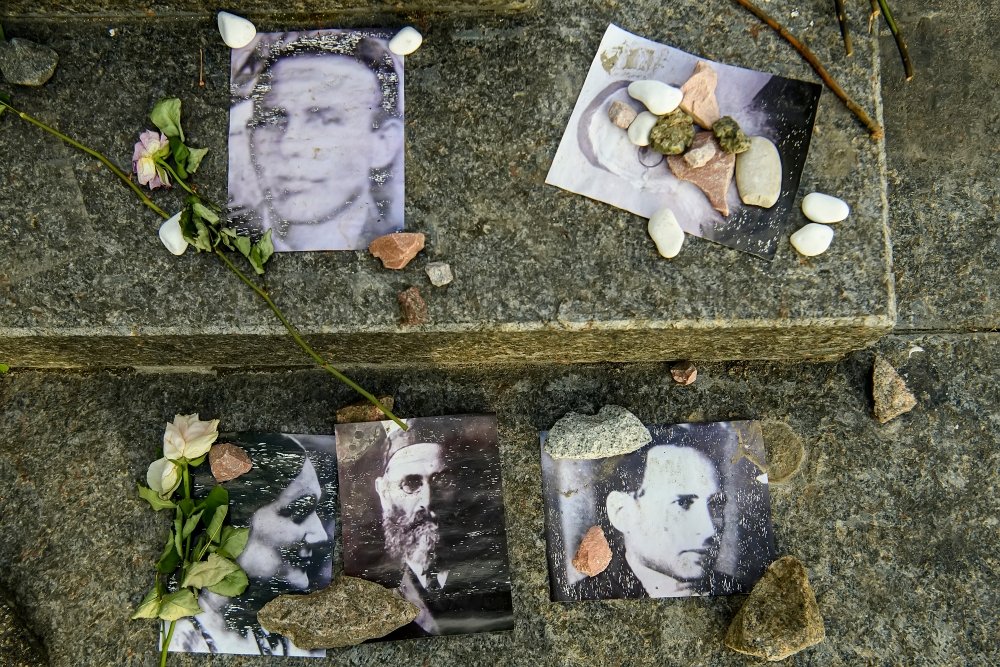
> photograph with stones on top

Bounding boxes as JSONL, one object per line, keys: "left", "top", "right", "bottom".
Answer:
{"left": 545, "top": 24, "right": 821, "bottom": 260}
{"left": 227, "top": 28, "right": 405, "bottom": 252}
{"left": 164, "top": 433, "right": 338, "bottom": 657}
{"left": 541, "top": 420, "right": 777, "bottom": 601}
{"left": 335, "top": 415, "right": 514, "bottom": 639}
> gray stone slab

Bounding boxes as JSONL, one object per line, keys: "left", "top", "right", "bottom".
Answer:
{"left": 1, "top": 333, "right": 997, "bottom": 665}
{"left": 878, "top": 0, "right": 1000, "bottom": 331}
{"left": 0, "top": 2, "right": 894, "bottom": 367}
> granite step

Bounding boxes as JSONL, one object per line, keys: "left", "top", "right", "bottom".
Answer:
{"left": 0, "top": 1, "right": 893, "bottom": 368}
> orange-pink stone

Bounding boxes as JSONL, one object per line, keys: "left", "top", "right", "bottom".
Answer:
{"left": 668, "top": 132, "right": 736, "bottom": 216}
{"left": 572, "top": 526, "right": 613, "bottom": 577}
{"left": 368, "top": 232, "right": 426, "bottom": 270}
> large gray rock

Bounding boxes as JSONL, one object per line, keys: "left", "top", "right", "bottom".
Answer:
{"left": 544, "top": 405, "right": 651, "bottom": 459}
{"left": 0, "top": 38, "right": 58, "bottom": 86}
{"left": 0, "top": 585, "right": 47, "bottom": 667}
{"left": 257, "top": 576, "right": 418, "bottom": 649}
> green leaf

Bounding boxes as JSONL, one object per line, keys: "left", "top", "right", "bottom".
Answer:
{"left": 205, "top": 567, "right": 249, "bottom": 598}
{"left": 156, "top": 536, "right": 181, "bottom": 574}
{"left": 204, "top": 504, "right": 228, "bottom": 544}
{"left": 189, "top": 215, "right": 213, "bottom": 252}
{"left": 217, "top": 526, "right": 250, "bottom": 560}
{"left": 169, "top": 137, "right": 190, "bottom": 180}
{"left": 186, "top": 146, "right": 209, "bottom": 174}
{"left": 233, "top": 235, "right": 251, "bottom": 258}
{"left": 177, "top": 498, "right": 195, "bottom": 517}
{"left": 137, "top": 484, "right": 175, "bottom": 511}
{"left": 198, "top": 485, "right": 228, "bottom": 514}
{"left": 192, "top": 202, "right": 219, "bottom": 224}
{"left": 150, "top": 98, "right": 184, "bottom": 141}
{"left": 257, "top": 229, "right": 274, "bottom": 266}
{"left": 181, "top": 511, "right": 204, "bottom": 539}
{"left": 131, "top": 587, "right": 162, "bottom": 619}
{"left": 188, "top": 453, "right": 207, "bottom": 468}
{"left": 0, "top": 92, "right": 10, "bottom": 119}
{"left": 158, "top": 589, "right": 202, "bottom": 621}
{"left": 173, "top": 511, "right": 183, "bottom": 557}
{"left": 0, "top": 363, "right": 8, "bottom": 373}
{"left": 181, "top": 553, "right": 240, "bottom": 590}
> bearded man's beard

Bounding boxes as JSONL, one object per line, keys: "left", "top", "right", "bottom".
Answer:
{"left": 382, "top": 506, "right": 440, "bottom": 567}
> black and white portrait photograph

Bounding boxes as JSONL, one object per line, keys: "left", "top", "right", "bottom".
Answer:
{"left": 545, "top": 24, "right": 821, "bottom": 259}
{"left": 335, "top": 415, "right": 514, "bottom": 639}
{"left": 165, "top": 433, "right": 337, "bottom": 657}
{"left": 228, "top": 29, "right": 405, "bottom": 252}
{"left": 541, "top": 421, "right": 776, "bottom": 601}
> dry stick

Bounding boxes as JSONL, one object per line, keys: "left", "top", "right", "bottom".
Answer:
{"left": 868, "top": 0, "right": 881, "bottom": 34}
{"left": 876, "top": 0, "right": 914, "bottom": 81}
{"left": 834, "top": 0, "right": 853, "bottom": 56}
{"left": 731, "top": 0, "right": 883, "bottom": 140}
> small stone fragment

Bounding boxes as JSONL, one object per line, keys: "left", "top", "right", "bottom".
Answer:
{"left": 424, "top": 261, "right": 454, "bottom": 287}
{"left": 398, "top": 286, "right": 428, "bottom": 325}
{"left": 802, "top": 192, "right": 850, "bottom": 224}
{"left": 0, "top": 38, "right": 59, "bottom": 87}
{"left": 683, "top": 141, "right": 716, "bottom": 168}
{"left": 680, "top": 61, "right": 721, "bottom": 128}
{"left": 627, "top": 111, "right": 658, "bottom": 147}
{"left": 258, "top": 576, "right": 419, "bottom": 649}
{"left": 0, "top": 585, "right": 47, "bottom": 667}
{"left": 789, "top": 223, "right": 834, "bottom": 257}
{"left": 872, "top": 355, "right": 917, "bottom": 424}
{"left": 209, "top": 443, "right": 253, "bottom": 482}
{"left": 607, "top": 100, "right": 638, "bottom": 129}
{"left": 369, "top": 232, "right": 425, "bottom": 269}
{"left": 571, "top": 526, "right": 613, "bottom": 577}
{"left": 216, "top": 11, "right": 256, "bottom": 49}
{"left": 158, "top": 212, "right": 188, "bottom": 256}
{"left": 670, "top": 360, "right": 698, "bottom": 385}
{"left": 736, "top": 136, "right": 782, "bottom": 208}
{"left": 545, "top": 405, "right": 652, "bottom": 459}
{"left": 667, "top": 132, "right": 736, "bottom": 216}
{"left": 627, "top": 80, "right": 683, "bottom": 115}
{"left": 389, "top": 27, "right": 423, "bottom": 56}
{"left": 712, "top": 116, "right": 751, "bottom": 154}
{"left": 647, "top": 207, "right": 685, "bottom": 258}
{"left": 336, "top": 396, "right": 395, "bottom": 424}
{"left": 725, "top": 556, "right": 826, "bottom": 661}
{"left": 649, "top": 110, "right": 695, "bottom": 155}
{"left": 760, "top": 420, "right": 804, "bottom": 484}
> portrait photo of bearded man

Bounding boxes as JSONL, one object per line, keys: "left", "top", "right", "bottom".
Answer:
{"left": 336, "top": 415, "right": 514, "bottom": 639}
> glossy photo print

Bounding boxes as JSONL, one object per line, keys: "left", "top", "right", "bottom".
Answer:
{"left": 163, "top": 433, "right": 338, "bottom": 656}
{"left": 546, "top": 24, "right": 821, "bottom": 259}
{"left": 541, "top": 421, "right": 777, "bottom": 601}
{"left": 336, "top": 415, "right": 514, "bottom": 639}
{"left": 227, "top": 29, "right": 405, "bottom": 252}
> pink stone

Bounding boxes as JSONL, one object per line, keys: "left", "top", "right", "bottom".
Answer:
{"left": 398, "top": 286, "right": 428, "bottom": 325}
{"left": 368, "top": 233, "right": 426, "bottom": 270}
{"left": 667, "top": 132, "right": 736, "bottom": 216}
{"left": 571, "top": 526, "right": 613, "bottom": 577}
{"left": 210, "top": 443, "right": 253, "bottom": 482}
{"left": 680, "top": 61, "right": 721, "bottom": 129}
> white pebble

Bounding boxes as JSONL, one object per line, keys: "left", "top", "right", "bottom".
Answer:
{"left": 789, "top": 223, "right": 834, "bottom": 257}
{"left": 627, "top": 111, "right": 658, "bottom": 147}
{"left": 627, "top": 80, "right": 683, "bottom": 115}
{"left": 647, "top": 207, "right": 685, "bottom": 258}
{"left": 424, "top": 261, "right": 454, "bottom": 287}
{"left": 158, "top": 212, "right": 188, "bottom": 256}
{"left": 217, "top": 11, "right": 256, "bottom": 49}
{"left": 735, "top": 136, "right": 782, "bottom": 208}
{"left": 389, "top": 27, "right": 423, "bottom": 56}
{"left": 802, "top": 192, "right": 850, "bottom": 223}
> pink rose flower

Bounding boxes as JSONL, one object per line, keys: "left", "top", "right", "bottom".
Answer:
{"left": 132, "top": 130, "right": 171, "bottom": 189}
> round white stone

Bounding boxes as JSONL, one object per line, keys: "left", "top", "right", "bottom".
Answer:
{"left": 735, "top": 136, "right": 782, "bottom": 208}
{"left": 389, "top": 27, "right": 423, "bottom": 56}
{"left": 647, "top": 207, "right": 685, "bottom": 258}
{"left": 217, "top": 11, "right": 256, "bottom": 49}
{"left": 627, "top": 111, "right": 658, "bottom": 147}
{"left": 802, "top": 192, "right": 850, "bottom": 223}
{"left": 158, "top": 212, "right": 188, "bottom": 256}
{"left": 789, "top": 223, "right": 834, "bottom": 257}
{"left": 627, "top": 80, "right": 683, "bottom": 115}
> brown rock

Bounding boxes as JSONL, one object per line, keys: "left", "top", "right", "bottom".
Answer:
{"left": 725, "top": 556, "right": 826, "bottom": 661}
{"left": 607, "top": 100, "right": 638, "bottom": 129}
{"left": 209, "top": 443, "right": 253, "bottom": 482}
{"left": 571, "top": 526, "right": 612, "bottom": 577}
{"left": 872, "top": 355, "right": 917, "bottom": 423}
{"left": 368, "top": 232, "right": 425, "bottom": 270}
{"left": 667, "top": 132, "right": 735, "bottom": 216}
{"left": 670, "top": 360, "right": 698, "bottom": 385}
{"left": 398, "top": 286, "right": 428, "bottom": 325}
{"left": 680, "top": 61, "right": 721, "bottom": 129}
{"left": 336, "top": 396, "right": 395, "bottom": 424}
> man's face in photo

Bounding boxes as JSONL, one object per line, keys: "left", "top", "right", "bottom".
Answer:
{"left": 250, "top": 53, "right": 398, "bottom": 225}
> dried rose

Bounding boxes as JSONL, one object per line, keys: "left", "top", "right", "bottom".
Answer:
{"left": 132, "top": 130, "right": 171, "bottom": 189}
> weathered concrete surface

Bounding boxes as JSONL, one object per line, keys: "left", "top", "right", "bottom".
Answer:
{"left": 0, "top": 0, "right": 893, "bottom": 367}
{"left": 0, "top": 333, "right": 996, "bottom": 666}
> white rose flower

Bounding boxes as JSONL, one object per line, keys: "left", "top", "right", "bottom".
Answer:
{"left": 163, "top": 413, "right": 220, "bottom": 461}
{"left": 146, "top": 457, "right": 182, "bottom": 498}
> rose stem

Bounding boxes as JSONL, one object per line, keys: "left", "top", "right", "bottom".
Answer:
{"left": 876, "top": 0, "right": 914, "bottom": 81}
{"left": 0, "top": 99, "right": 406, "bottom": 430}
{"left": 160, "top": 620, "right": 176, "bottom": 667}
{"left": 155, "top": 158, "right": 197, "bottom": 196}
{"left": 834, "top": 0, "right": 853, "bottom": 56}
{"left": 730, "top": 0, "right": 883, "bottom": 140}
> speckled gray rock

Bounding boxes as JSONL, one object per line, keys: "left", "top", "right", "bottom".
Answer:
{"left": 1, "top": 0, "right": 535, "bottom": 16}
{"left": 545, "top": 405, "right": 651, "bottom": 459}
{"left": 0, "top": 585, "right": 47, "bottom": 666}
{"left": 257, "top": 576, "right": 419, "bottom": 648}
{"left": 0, "top": 38, "right": 58, "bottom": 86}
{"left": 872, "top": 355, "right": 917, "bottom": 423}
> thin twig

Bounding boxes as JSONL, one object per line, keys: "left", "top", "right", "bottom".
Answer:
{"left": 198, "top": 48, "right": 205, "bottom": 88}
{"left": 730, "top": 0, "right": 883, "bottom": 140}
{"left": 868, "top": 0, "right": 881, "bottom": 34}
{"left": 876, "top": 0, "right": 914, "bottom": 81}
{"left": 834, "top": 0, "right": 853, "bottom": 56}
